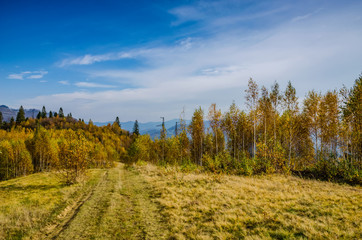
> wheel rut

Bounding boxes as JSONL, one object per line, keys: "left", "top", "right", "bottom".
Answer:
{"left": 42, "top": 170, "right": 109, "bottom": 240}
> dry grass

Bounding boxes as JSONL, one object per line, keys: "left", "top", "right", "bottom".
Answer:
{"left": 136, "top": 163, "right": 362, "bottom": 239}
{"left": 0, "top": 163, "right": 360, "bottom": 239}
{"left": 0, "top": 169, "right": 105, "bottom": 239}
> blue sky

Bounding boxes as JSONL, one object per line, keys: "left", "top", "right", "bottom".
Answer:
{"left": 1, "top": 0, "right": 361, "bottom": 122}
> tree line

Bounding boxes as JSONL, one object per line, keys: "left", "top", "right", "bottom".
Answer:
{"left": 128, "top": 75, "right": 361, "bottom": 184}
{"left": 0, "top": 110, "right": 132, "bottom": 184}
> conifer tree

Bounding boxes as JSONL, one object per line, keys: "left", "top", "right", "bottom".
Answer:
{"left": 16, "top": 106, "right": 26, "bottom": 124}
{"left": 115, "top": 116, "right": 121, "bottom": 128}
{"left": 36, "top": 112, "right": 41, "bottom": 119}
{"left": 0, "top": 111, "right": 3, "bottom": 127}
{"left": 10, "top": 117, "right": 15, "bottom": 127}
{"left": 41, "top": 106, "right": 47, "bottom": 118}
{"left": 59, "top": 107, "right": 64, "bottom": 118}
{"left": 49, "top": 111, "right": 53, "bottom": 118}
{"left": 133, "top": 120, "right": 140, "bottom": 136}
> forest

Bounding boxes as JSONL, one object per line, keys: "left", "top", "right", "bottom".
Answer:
{"left": 0, "top": 75, "right": 361, "bottom": 185}
{"left": 0, "top": 112, "right": 132, "bottom": 184}
{"left": 127, "top": 76, "right": 362, "bottom": 185}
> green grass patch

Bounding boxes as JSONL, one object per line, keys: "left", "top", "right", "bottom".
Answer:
{"left": 0, "top": 169, "right": 105, "bottom": 239}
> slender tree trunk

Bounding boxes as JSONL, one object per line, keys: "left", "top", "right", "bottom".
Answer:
{"left": 289, "top": 128, "right": 292, "bottom": 168}
{"left": 253, "top": 112, "right": 256, "bottom": 159}
{"left": 215, "top": 127, "right": 218, "bottom": 156}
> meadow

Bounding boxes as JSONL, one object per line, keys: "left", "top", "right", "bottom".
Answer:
{"left": 0, "top": 163, "right": 360, "bottom": 239}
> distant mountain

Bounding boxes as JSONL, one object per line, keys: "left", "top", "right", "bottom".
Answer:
{"left": 0, "top": 105, "right": 40, "bottom": 122}
{"left": 94, "top": 119, "right": 211, "bottom": 139}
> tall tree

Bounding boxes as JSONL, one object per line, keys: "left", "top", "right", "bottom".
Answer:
{"left": 179, "top": 108, "right": 190, "bottom": 162}
{"left": 59, "top": 107, "right": 64, "bottom": 118}
{"left": 49, "top": 111, "right": 53, "bottom": 118}
{"left": 115, "top": 116, "right": 121, "bottom": 128}
{"left": 283, "top": 81, "right": 299, "bottom": 168}
{"left": 16, "top": 106, "right": 26, "bottom": 124}
{"left": 270, "top": 81, "right": 281, "bottom": 149}
{"left": 222, "top": 102, "right": 239, "bottom": 159}
{"left": 258, "top": 86, "right": 272, "bottom": 151}
{"left": 303, "top": 90, "right": 321, "bottom": 161}
{"left": 133, "top": 120, "right": 140, "bottom": 136}
{"left": 160, "top": 117, "right": 167, "bottom": 162}
{"left": 341, "top": 75, "right": 362, "bottom": 165}
{"left": 41, "top": 106, "right": 47, "bottom": 118}
{"left": 319, "top": 91, "right": 339, "bottom": 157}
{"left": 9, "top": 117, "right": 15, "bottom": 128}
{"left": 208, "top": 103, "right": 222, "bottom": 156}
{"left": 245, "top": 78, "right": 259, "bottom": 159}
{"left": 188, "top": 107, "right": 204, "bottom": 165}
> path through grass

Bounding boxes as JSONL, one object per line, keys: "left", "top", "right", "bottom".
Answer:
{"left": 0, "top": 163, "right": 361, "bottom": 239}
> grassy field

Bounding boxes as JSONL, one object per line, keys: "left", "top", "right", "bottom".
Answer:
{"left": 0, "top": 163, "right": 361, "bottom": 239}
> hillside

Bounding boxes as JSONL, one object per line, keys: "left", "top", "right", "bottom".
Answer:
{"left": 0, "top": 163, "right": 361, "bottom": 239}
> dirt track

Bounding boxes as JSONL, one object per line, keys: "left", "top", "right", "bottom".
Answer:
{"left": 41, "top": 164, "right": 167, "bottom": 240}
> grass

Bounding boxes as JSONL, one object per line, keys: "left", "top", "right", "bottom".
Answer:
{"left": 0, "top": 163, "right": 361, "bottom": 239}
{"left": 55, "top": 164, "right": 167, "bottom": 240}
{"left": 135, "top": 163, "right": 362, "bottom": 239}
{"left": 0, "top": 169, "right": 106, "bottom": 239}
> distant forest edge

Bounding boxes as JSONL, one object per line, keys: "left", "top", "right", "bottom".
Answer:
{"left": 0, "top": 105, "right": 193, "bottom": 138}
{"left": 0, "top": 75, "right": 361, "bottom": 185}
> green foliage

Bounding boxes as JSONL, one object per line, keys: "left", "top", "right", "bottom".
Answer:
{"left": 132, "top": 120, "right": 139, "bottom": 136}
{"left": 16, "top": 105, "right": 26, "bottom": 124}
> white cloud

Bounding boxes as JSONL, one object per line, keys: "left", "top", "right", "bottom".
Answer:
{"left": 75, "top": 82, "right": 116, "bottom": 88}
{"left": 58, "top": 80, "right": 70, "bottom": 85}
{"left": 8, "top": 73, "right": 25, "bottom": 79}
{"left": 58, "top": 52, "right": 134, "bottom": 67}
{"left": 8, "top": 71, "right": 48, "bottom": 80}
{"left": 169, "top": 6, "right": 204, "bottom": 26}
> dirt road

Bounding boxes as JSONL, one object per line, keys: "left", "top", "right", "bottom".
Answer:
{"left": 45, "top": 164, "right": 168, "bottom": 240}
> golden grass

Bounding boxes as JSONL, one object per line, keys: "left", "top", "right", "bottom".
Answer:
{"left": 0, "top": 163, "right": 360, "bottom": 239}
{"left": 0, "top": 169, "right": 105, "bottom": 239}
{"left": 136, "top": 163, "right": 362, "bottom": 239}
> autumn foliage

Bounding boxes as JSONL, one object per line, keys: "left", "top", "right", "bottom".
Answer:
{"left": 0, "top": 115, "right": 131, "bottom": 184}
{"left": 128, "top": 75, "right": 362, "bottom": 184}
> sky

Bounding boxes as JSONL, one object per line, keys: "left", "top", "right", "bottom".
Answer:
{"left": 0, "top": 0, "right": 361, "bottom": 122}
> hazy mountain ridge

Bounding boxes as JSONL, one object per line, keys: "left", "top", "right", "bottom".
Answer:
{"left": 0, "top": 105, "right": 40, "bottom": 121}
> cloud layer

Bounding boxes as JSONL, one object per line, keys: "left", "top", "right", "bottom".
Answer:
{"left": 20, "top": 1, "right": 362, "bottom": 122}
